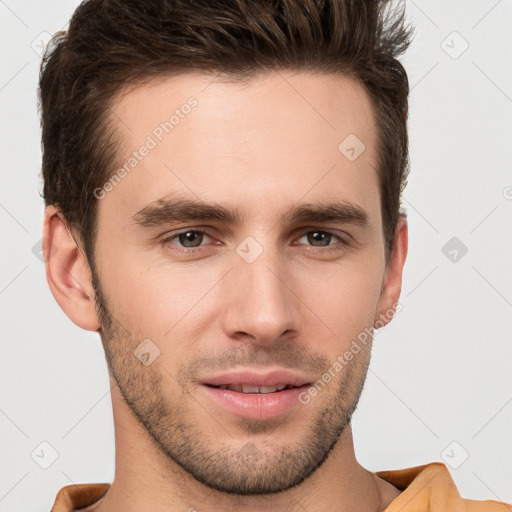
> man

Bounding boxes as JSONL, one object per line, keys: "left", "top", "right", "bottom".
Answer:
{"left": 38, "top": 0, "right": 510, "bottom": 510}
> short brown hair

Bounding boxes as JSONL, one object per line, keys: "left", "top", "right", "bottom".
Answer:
{"left": 38, "top": 0, "right": 413, "bottom": 267}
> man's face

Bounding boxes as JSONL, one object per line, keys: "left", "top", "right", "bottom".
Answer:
{"left": 92, "top": 71, "right": 394, "bottom": 494}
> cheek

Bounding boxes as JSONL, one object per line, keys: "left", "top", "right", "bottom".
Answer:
{"left": 104, "top": 269, "right": 188, "bottom": 336}
{"left": 95, "top": 242, "right": 223, "bottom": 349}
{"left": 300, "top": 255, "right": 383, "bottom": 346}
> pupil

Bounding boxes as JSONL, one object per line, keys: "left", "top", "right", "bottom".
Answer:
{"left": 180, "top": 231, "right": 202, "bottom": 247}
{"left": 308, "top": 231, "right": 329, "bottom": 246}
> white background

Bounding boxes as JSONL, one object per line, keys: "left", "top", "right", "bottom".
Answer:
{"left": 0, "top": 1, "right": 511, "bottom": 510}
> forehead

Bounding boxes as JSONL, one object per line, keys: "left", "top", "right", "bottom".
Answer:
{"left": 100, "top": 71, "right": 380, "bottom": 227}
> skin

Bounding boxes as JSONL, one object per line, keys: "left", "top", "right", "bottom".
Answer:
{"left": 44, "top": 71, "right": 408, "bottom": 511}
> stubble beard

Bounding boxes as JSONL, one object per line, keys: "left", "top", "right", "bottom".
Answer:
{"left": 90, "top": 266, "right": 372, "bottom": 495}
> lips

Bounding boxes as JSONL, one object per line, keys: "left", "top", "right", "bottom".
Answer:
{"left": 198, "top": 369, "right": 314, "bottom": 419}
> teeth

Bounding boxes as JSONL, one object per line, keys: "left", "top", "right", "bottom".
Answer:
{"left": 242, "top": 385, "right": 262, "bottom": 393}
{"left": 215, "top": 383, "right": 293, "bottom": 393}
{"left": 258, "top": 386, "right": 278, "bottom": 394}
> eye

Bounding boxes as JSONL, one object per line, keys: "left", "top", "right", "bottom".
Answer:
{"left": 295, "top": 230, "right": 349, "bottom": 251}
{"left": 161, "top": 229, "right": 212, "bottom": 252}
{"left": 160, "top": 228, "right": 349, "bottom": 255}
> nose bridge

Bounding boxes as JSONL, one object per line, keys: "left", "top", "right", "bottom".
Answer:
{"left": 223, "top": 236, "right": 296, "bottom": 345}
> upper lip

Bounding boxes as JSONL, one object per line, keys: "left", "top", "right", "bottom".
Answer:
{"left": 199, "top": 368, "right": 313, "bottom": 387}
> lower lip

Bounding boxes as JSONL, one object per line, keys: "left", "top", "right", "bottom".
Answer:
{"left": 200, "top": 384, "right": 310, "bottom": 420}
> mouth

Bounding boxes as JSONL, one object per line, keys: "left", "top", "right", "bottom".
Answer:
{"left": 198, "top": 369, "right": 314, "bottom": 420}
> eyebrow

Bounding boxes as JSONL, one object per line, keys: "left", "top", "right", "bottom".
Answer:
{"left": 131, "top": 195, "right": 369, "bottom": 229}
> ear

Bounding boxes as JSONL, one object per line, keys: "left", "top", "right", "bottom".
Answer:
{"left": 42, "top": 205, "right": 100, "bottom": 331}
{"left": 375, "top": 216, "right": 408, "bottom": 329}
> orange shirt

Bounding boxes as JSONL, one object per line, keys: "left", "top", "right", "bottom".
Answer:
{"left": 51, "top": 462, "right": 511, "bottom": 511}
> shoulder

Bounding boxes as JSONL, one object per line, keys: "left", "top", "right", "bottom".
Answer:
{"left": 50, "top": 483, "right": 110, "bottom": 512}
{"left": 375, "top": 462, "right": 511, "bottom": 511}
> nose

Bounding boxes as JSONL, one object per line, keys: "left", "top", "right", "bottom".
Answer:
{"left": 222, "top": 243, "right": 297, "bottom": 348}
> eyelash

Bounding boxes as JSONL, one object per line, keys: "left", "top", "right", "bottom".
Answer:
{"left": 160, "top": 229, "right": 350, "bottom": 254}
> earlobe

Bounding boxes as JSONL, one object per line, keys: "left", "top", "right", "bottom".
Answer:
{"left": 375, "top": 216, "right": 408, "bottom": 329}
{"left": 43, "top": 206, "right": 100, "bottom": 331}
